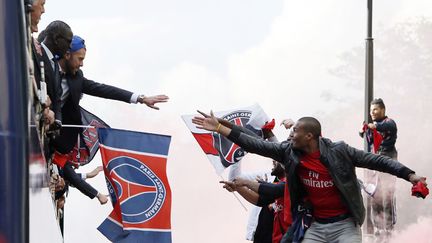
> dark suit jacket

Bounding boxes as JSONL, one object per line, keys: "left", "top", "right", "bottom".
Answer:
{"left": 53, "top": 69, "right": 133, "bottom": 154}
{"left": 32, "top": 40, "right": 63, "bottom": 122}
{"left": 31, "top": 39, "right": 43, "bottom": 89}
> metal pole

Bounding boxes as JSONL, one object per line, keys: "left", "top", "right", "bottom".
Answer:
{"left": 30, "top": 124, "right": 96, "bottom": 128}
{"left": 365, "top": 0, "right": 374, "bottom": 136}
{"left": 364, "top": 0, "right": 375, "bottom": 237}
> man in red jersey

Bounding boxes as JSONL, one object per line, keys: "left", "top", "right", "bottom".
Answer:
{"left": 193, "top": 114, "right": 427, "bottom": 242}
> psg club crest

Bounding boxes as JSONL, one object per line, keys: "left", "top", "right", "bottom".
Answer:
{"left": 182, "top": 104, "right": 270, "bottom": 174}
{"left": 69, "top": 107, "right": 109, "bottom": 167}
{"left": 97, "top": 128, "right": 172, "bottom": 243}
{"left": 105, "top": 156, "right": 166, "bottom": 223}
{"left": 213, "top": 110, "right": 262, "bottom": 167}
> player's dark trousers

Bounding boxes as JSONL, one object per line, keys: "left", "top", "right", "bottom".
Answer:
{"left": 63, "top": 162, "right": 98, "bottom": 199}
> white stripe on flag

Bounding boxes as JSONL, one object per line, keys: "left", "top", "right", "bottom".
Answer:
{"left": 122, "top": 227, "right": 172, "bottom": 232}
{"left": 99, "top": 144, "right": 168, "bottom": 159}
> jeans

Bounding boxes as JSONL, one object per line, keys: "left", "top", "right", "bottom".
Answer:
{"left": 301, "top": 217, "right": 361, "bottom": 243}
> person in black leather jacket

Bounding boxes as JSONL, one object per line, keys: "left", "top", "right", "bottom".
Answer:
{"left": 193, "top": 113, "right": 427, "bottom": 243}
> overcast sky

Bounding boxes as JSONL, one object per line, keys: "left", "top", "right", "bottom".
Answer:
{"left": 34, "top": 1, "right": 432, "bottom": 242}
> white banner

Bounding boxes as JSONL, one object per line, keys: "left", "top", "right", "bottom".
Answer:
{"left": 182, "top": 104, "right": 269, "bottom": 174}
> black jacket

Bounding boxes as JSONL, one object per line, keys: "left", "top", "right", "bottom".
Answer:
{"left": 32, "top": 41, "right": 63, "bottom": 122}
{"left": 375, "top": 116, "right": 397, "bottom": 151}
{"left": 53, "top": 69, "right": 133, "bottom": 154}
{"left": 227, "top": 125, "right": 414, "bottom": 225}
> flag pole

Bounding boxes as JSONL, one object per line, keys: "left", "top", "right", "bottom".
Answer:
{"left": 30, "top": 124, "right": 95, "bottom": 128}
{"left": 61, "top": 124, "right": 95, "bottom": 128}
{"left": 219, "top": 175, "right": 248, "bottom": 212}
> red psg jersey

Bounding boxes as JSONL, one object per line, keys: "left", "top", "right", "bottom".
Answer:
{"left": 297, "top": 151, "right": 349, "bottom": 218}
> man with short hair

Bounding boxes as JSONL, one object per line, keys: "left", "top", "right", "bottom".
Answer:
{"left": 39, "top": 20, "right": 73, "bottom": 127}
{"left": 360, "top": 98, "right": 398, "bottom": 238}
{"left": 53, "top": 35, "right": 169, "bottom": 204}
{"left": 362, "top": 98, "right": 398, "bottom": 158}
{"left": 193, "top": 114, "right": 427, "bottom": 243}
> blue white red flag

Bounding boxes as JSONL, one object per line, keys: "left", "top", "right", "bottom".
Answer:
{"left": 181, "top": 104, "right": 269, "bottom": 174}
{"left": 97, "top": 128, "right": 172, "bottom": 243}
{"left": 69, "top": 107, "right": 110, "bottom": 167}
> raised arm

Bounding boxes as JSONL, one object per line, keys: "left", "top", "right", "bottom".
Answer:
{"left": 223, "top": 177, "right": 284, "bottom": 206}
{"left": 192, "top": 111, "right": 287, "bottom": 162}
{"left": 256, "top": 182, "right": 285, "bottom": 207}
{"left": 82, "top": 73, "right": 168, "bottom": 109}
{"left": 220, "top": 177, "right": 285, "bottom": 206}
{"left": 197, "top": 110, "right": 261, "bottom": 138}
{"left": 137, "top": 94, "right": 169, "bottom": 110}
{"left": 220, "top": 180, "right": 260, "bottom": 205}
{"left": 257, "top": 182, "right": 285, "bottom": 198}
{"left": 346, "top": 143, "right": 426, "bottom": 185}
{"left": 82, "top": 76, "right": 133, "bottom": 102}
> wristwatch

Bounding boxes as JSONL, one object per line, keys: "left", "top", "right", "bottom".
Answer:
{"left": 138, "top": 95, "right": 146, "bottom": 103}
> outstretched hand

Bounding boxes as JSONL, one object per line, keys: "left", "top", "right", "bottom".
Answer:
{"left": 220, "top": 180, "right": 237, "bottom": 192}
{"left": 87, "top": 166, "right": 103, "bottom": 179}
{"left": 192, "top": 110, "right": 219, "bottom": 131}
{"left": 139, "top": 94, "right": 169, "bottom": 110}
{"left": 281, "top": 118, "right": 295, "bottom": 129}
{"left": 409, "top": 174, "right": 427, "bottom": 186}
{"left": 197, "top": 110, "right": 210, "bottom": 118}
{"left": 233, "top": 177, "right": 250, "bottom": 187}
{"left": 97, "top": 193, "right": 109, "bottom": 205}
{"left": 256, "top": 174, "right": 268, "bottom": 183}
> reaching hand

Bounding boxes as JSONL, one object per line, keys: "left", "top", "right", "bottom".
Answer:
{"left": 192, "top": 110, "right": 219, "bottom": 132}
{"left": 55, "top": 177, "right": 65, "bottom": 191}
{"left": 220, "top": 180, "right": 237, "bottom": 192}
{"left": 409, "top": 174, "right": 427, "bottom": 186}
{"left": 198, "top": 109, "right": 230, "bottom": 127}
{"left": 97, "top": 193, "right": 109, "bottom": 205}
{"left": 197, "top": 110, "right": 210, "bottom": 118}
{"left": 43, "top": 108, "right": 55, "bottom": 125}
{"left": 87, "top": 166, "right": 103, "bottom": 179}
{"left": 138, "top": 94, "right": 169, "bottom": 110}
{"left": 281, "top": 118, "right": 295, "bottom": 129}
{"left": 233, "top": 177, "right": 249, "bottom": 187}
{"left": 256, "top": 174, "right": 268, "bottom": 183}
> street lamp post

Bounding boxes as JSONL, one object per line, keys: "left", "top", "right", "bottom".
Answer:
{"left": 364, "top": 0, "right": 374, "bottom": 237}
{"left": 365, "top": 1, "right": 374, "bottom": 129}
